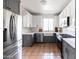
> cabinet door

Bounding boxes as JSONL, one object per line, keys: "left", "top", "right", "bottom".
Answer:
{"left": 67, "top": 44, "right": 75, "bottom": 59}
{"left": 63, "top": 9, "right": 67, "bottom": 17}
{"left": 43, "top": 36, "right": 55, "bottom": 43}
{"left": 67, "top": 5, "right": 71, "bottom": 16}
{"left": 9, "top": 0, "right": 20, "bottom": 14}
{"left": 22, "top": 35, "right": 33, "bottom": 47}
{"left": 36, "top": 34, "right": 41, "bottom": 42}
{"left": 3, "top": 0, "right": 20, "bottom": 14}
{"left": 22, "top": 14, "right": 32, "bottom": 27}
{"left": 63, "top": 40, "right": 68, "bottom": 59}
{"left": 63, "top": 40, "right": 75, "bottom": 59}
{"left": 32, "top": 35, "right": 34, "bottom": 44}
{"left": 22, "top": 15, "right": 28, "bottom": 27}
{"left": 28, "top": 14, "right": 32, "bottom": 27}
{"left": 13, "top": 0, "right": 20, "bottom": 14}
{"left": 43, "top": 36, "right": 48, "bottom": 42}
{"left": 4, "top": 0, "right": 12, "bottom": 10}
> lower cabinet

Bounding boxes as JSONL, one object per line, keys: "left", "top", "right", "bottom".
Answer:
{"left": 43, "top": 36, "right": 53, "bottom": 42}
{"left": 56, "top": 33, "right": 63, "bottom": 57}
{"left": 63, "top": 40, "right": 75, "bottom": 59}
{"left": 36, "top": 33, "right": 42, "bottom": 42}
{"left": 43, "top": 36, "right": 56, "bottom": 43}
{"left": 35, "top": 33, "right": 56, "bottom": 43}
{"left": 35, "top": 33, "right": 43, "bottom": 42}
{"left": 22, "top": 34, "right": 34, "bottom": 47}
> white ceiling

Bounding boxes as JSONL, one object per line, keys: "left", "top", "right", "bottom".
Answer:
{"left": 21, "top": 0, "right": 71, "bottom": 15}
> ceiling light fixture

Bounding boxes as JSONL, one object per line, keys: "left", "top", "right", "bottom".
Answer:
{"left": 40, "top": 0, "right": 47, "bottom": 5}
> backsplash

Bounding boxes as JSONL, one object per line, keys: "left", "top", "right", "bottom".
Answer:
{"left": 22, "top": 27, "right": 38, "bottom": 34}
{"left": 62, "top": 26, "right": 75, "bottom": 36}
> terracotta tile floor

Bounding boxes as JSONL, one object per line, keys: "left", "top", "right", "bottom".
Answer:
{"left": 22, "top": 43, "right": 61, "bottom": 59}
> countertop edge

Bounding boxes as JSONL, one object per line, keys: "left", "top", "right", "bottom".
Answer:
{"left": 63, "top": 38, "right": 75, "bottom": 48}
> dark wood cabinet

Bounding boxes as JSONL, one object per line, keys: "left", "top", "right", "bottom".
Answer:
{"left": 3, "top": 0, "right": 20, "bottom": 14}
{"left": 43, "top": 36, "right": 55, "bottom": 43}
{"left": 35, "top": 33, "right": 43, "bottom": 42}
{"left": 63, "top": 40, "right": 75, "bottom": 59}
{"left": 35, "top": 33, "right": 56, "bottom": 43}
{"left": 22, "top": 34, "right": 34, "bottom": 47}
{"left": 43, "top": 33, "right": 56, "bottom": 43}
{"left": 36, "top": 33, "right": 41, "bottom": 42}
{"left": 54, "top": 33, "right": 63, "bottom": 57}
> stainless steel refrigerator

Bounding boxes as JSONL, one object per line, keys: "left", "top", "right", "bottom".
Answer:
{"left": 3, "top": 9, "right": 22, "bottom": 59}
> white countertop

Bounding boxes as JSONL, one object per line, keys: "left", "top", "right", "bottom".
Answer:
{"left": 22, "top": 32, "right": 57, "bottom": 35}
{"left": 23, "top": 33, "right": 34, "bottom": 35}
{"left": 23, "top": 32, "right": 58, "bottom": 34}
{"left": 63, "top": 38, "right": 75, "bottom": 48}
{"left": 35, "top": 32, "right": 56, "bottom": 33}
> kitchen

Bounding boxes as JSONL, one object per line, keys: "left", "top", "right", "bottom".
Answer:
{"left": 3, "top": 0, "right": 75, "bottom": 59}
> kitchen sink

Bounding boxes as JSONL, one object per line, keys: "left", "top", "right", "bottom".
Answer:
{"left": 60, "top": 34, "right": 75, "bottom": 38}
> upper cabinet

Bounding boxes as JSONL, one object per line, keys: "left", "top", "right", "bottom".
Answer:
{"left": 22, "top": 13, "right": 32, "bottom": 27}
{"left": 66, "top": 4, "right": 71, "bottom": 17}
{"left": 22, "top": 7, "right": 32, "bottom": 27}
{"left": 32, "top": 16, "right": 42, "bottom": 27}
{"left": 3, "top": 0, "right": 20, "bottom": 14}
{"left": 71, "top": 0, "right": 75, "bottom": 19}
{"left": 59, "top": 3, "right": 71, "bottom": 18}
{"left": 59, "top": 0, "right": 75, "bottom": 27}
